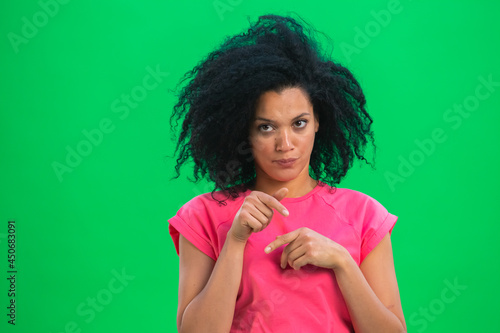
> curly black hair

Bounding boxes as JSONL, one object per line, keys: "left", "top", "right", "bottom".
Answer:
{"left": 169, "top": 14, "right": 376, "bottom": 204}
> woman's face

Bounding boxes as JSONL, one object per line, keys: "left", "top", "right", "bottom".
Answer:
{"left": 249, "top": 87, "right": 319, "bottom": 184}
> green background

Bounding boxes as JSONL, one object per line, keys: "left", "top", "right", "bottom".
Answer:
{"left": 1, "top": 0, "right": 499, "bottom": 332}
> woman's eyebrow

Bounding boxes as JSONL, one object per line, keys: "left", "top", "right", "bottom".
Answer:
{"left": 255, "top": 112, "right": 312, "bottom": 122}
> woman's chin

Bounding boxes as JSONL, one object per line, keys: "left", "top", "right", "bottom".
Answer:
{"left": 257, "top": 162, "right": 309, "bottom": 183}
{"left": 266, "top": 170, "right": 302, "bottom": 183}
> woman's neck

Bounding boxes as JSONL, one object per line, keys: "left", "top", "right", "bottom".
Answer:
{"left": 252, "top": 176, "right": 318, "bottom": 198}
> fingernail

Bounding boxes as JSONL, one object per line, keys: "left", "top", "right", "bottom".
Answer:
{"left": 283, "top": 209, "right": 289, "bottom": 216}
{"left": 265, "top": 246, "right": 271, "bottom": 253}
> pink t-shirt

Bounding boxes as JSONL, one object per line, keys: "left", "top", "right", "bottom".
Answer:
{"left": 168, "top": 181, "right": 398, "bottom": 332}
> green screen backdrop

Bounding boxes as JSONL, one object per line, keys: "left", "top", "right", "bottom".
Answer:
{"left": 1, "top": 0, "right": 499, "bottom": 332}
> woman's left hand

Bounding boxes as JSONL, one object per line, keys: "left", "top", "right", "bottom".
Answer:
{"left": 265, "top": 227, "right": 350, "bottom": 271}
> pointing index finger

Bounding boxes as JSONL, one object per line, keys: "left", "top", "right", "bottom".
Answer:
{"left": 264, "top": 230, "right": 299, "bottom": 254}
{"left": 256, "top": 192, "right": 289, "bottom": 217}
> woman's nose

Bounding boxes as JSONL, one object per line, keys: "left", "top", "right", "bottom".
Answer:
{"left": 276, "top": 129, "right": 294, "bottom": 152}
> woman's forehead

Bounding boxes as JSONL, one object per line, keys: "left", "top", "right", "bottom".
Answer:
{"left": 254, "top": 87, "right": 313, "bottom": 120}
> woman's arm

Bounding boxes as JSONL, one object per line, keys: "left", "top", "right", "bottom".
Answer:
{"left": 177, "top": 234, "right": 246, "bottom": 333}
{"left": 266, "top": 229, "right": 406, "bottom": 332}
{"left": 335, "top": 233, "right": 406, "bottom": 333}
{"left": 177, "top": 188, "right": 289, "bottom": 332}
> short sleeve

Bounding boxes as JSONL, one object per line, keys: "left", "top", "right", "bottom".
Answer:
{"left": 359, "top": 195, "right": 398, "bottom": 263}
{"left": 168, "top": 197, "right": 218, "bottom": 261}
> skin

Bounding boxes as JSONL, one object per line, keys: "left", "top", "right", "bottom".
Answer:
{"left": 176, "top": 87, "right": 407, "bottom": 332}
{"left": 248, "top": 86, "right": 320, "bottom": 198}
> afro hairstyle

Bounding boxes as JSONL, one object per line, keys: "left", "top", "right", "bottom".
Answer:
{"left": 170, "top": 14, "right": 376, "bottom": 204}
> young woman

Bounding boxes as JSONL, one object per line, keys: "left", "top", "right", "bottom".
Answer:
{"left": 168, "top": 14, "right": 406, "bottom": 333}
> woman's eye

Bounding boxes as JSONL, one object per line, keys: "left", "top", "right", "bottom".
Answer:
{"left": 295, "top": 119, "right": 308, "bottom": 128}
{"left": 259, "top": 124, "right": 273, "bottom": 132}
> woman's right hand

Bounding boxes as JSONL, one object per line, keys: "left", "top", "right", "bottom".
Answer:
{"left": 229, "top": 187, "right": 289, "bottom": 243}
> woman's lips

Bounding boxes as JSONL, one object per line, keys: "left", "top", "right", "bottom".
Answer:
{"left": 273, "top": 158, "right": 298, "bottom": 167}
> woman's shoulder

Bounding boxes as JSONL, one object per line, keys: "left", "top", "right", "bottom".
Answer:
{"left": 174, "top": 187, "right": 248, "bottom": 223}
{"left": 317, "top": 185, "right": 390, "bottom": 218}
{"left": 318, "top": 184, "right": 376, "bottom": 204}
{"left": 184, "top": 187, "right": 248, "bottom": 208}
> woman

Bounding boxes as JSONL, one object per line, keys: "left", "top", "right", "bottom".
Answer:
{"left": 168, "top": 14, "right": 406, "bottom": 332}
